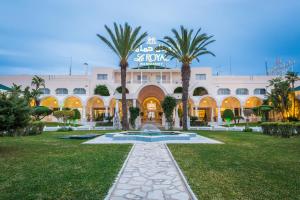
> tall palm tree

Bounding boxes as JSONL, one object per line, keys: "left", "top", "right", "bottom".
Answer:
{"left": 285, "top": 71, "right": 299, "bottom": 117}
{"left": 31, "top": 75, "right": 45, "bottom": 106}
{"left": 157, "top": 26, "right": 215, "bottom": 130}
{"left": 97, "top": 22, "right": 147, "bottom": 130}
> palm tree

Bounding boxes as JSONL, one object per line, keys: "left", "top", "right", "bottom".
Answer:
{"left": 157, "top": 26, "right": 215, "bottom": 130}
{"left": 285, "top": 71, "right": 299, "bottom": 117}
{"left": 97, "top": 22, "right": 147, "bottom": 130}
{"left": 31, "top": 75, "right": 45, "bottom": 106}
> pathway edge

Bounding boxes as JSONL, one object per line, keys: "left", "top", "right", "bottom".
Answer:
{"left": 165, "top": 144, "right": 199, "bottom": 200}
{"left": 104, "top": 144, "right": 136, "bottom": 200}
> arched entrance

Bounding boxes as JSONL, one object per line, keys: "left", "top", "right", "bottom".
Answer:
{"left": 40, "top": 96, "right": 59, "bottom": 110}
{"left": 137, "top": 85, "right": 165, "bottom": 124}
{"left": 221, "top": 96, "right": 241, "bottom": 116}
{"left": 199, "top": 96, "right": 217, "bottom": 122}
{"left": 86, "top": 96, "right": 105, "bottom": 121}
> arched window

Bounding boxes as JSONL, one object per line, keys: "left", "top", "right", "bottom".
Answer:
{"left": 174, "top": 87, "right": 183, "bottom": 93}
{"left": 218, "top": 88, "right": 231, "bottom": 95}
{"left": 55, "top": 88, "right": 68, "bottom": 95}
{"left": 254, "top": 88, "right": 266, "bottom": 95}
{"left": 236, "top": 88, "right": 249, "bottom": 95}
{"left": 193, "top": 87, "right": 208, "bottom": 96}
{"left": 39, "top": 88, "right": 50, "bottom": 95}
{"left": 73, "top": 88, "right": 86, "bottom": 95}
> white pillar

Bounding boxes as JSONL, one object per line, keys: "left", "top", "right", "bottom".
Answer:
{"left": 140, "top": 71, "right": 143, "bottom": 84}
{"left": 105, "top": 106, "right": 108, "bottom": 117}
{"left": 133, "top": 99, "right": 136, "bottom": 107}
{"left": 211, "top": 108, "right": 214, "bottom": 122}
{"left": 82, "top": 107, "right": 86, "bottom": 121}
{"left": 217, "top": 106, "right": 222, "bottom": 124}
{"left": 241, "top": 106, "right": 245, "bottom": 118}
{"left": 131, "top": 71, "right": 133, "bottom": 83}
{"left": 160, "top": 71, "right": 163, "bottom": 83}
{"left": 174, "top": 106, "right": 180, "bottom": 128}
{"left": 170, "top": 71, "right": 173, "bottom": 83}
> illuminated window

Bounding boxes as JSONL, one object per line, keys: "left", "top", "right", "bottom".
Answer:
{"left": 236, "top": 88, "right": 249, "bottom": 95}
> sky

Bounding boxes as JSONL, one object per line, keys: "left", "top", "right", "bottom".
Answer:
{"left": 0, "top": 0, "right": 299, "bottom": 76}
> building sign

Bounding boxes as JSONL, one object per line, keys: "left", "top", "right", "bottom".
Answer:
{"left": 133, "top": 36, "right": 169, "bottom": 66}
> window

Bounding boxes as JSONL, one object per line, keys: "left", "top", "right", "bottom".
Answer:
{"left": 195, "top": 74, "right": 206, "bottom": 80}
{"left": 137, "top": 75, "right": 147, "bottom": 82}
{"left": 55, "top": 88, "right": 68, "bottom": 95}
{"left": 156, "top": 75, "right": 166, "bottom": 83}
{"left": 73, "top": 88, "right": 86, "bottom": 95}
{"left": 254, "top": 88, "right": 266, "bottom": 95}
{"left": 39, "top": 88, "right": 50, "bottom": 94}
{"left": 97, "top": 74, "right": 108, "bottom": 80}
{"left": 218, "top": 88, "right": 231, "bottom": 95}
{"left": 236, "top": 88, "right": 249, "bottom": 95}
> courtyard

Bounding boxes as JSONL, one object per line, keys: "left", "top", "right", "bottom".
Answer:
{"left": 1, "top": 130, "right": 299, "bottom": 199}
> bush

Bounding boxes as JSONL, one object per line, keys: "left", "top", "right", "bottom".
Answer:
{"left": 243, "top": 127, "right": 253, "bottom": 132}
{"left": 295, "top": 123, "right": 300, "bottom": 135}
{"left": 1, "top": 121, "right": 45, "bottom": 136}
{"left": 287, "top": 116, "right": 299, "bottom": 122}
{"left": 129, "top": 107, "right": 140, "bottom": 129}
{"left": 72, "top": 109, "right": 81, "bottom": 120}
{"left": 190, "top": 116, "right": 198, "bottom": 123}
{"left": 162, "top": 96, "right": 177, "bottom": 129}
{"left": 57, "top": 127, "right": 73, "bottom": 132}
{"left": 31, "top": 106, "right": 52, "bottom": 120}
{"left": 94, "top": 85, "right": 110, "bottom": 96}
{"left": 95, "top": 122, "right": 113, "bottom": 127}
{"left": 261, "top": 122, "right": 297, "bottom": 138}
{"left": 190, "top": 121, "right": 208, "bottom": 127}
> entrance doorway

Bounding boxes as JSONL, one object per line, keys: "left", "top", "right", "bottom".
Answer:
{"left": 137, "top": 85, "right": 165, "bottom": 125}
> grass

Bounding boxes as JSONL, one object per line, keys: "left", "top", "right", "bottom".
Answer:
{"left": 0, "top": 130, "right": 131, "bottom": 200}
{"left": 169, "top": 131, "right": 300, "bottom": 200}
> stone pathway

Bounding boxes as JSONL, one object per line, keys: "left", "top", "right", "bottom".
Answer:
{"left": 107, "top": 143, "right": 196, "bottom": 200}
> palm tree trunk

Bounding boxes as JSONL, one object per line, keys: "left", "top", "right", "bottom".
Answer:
{"left": 181, "top": 63, "right": 191, "bottom": 130}
{"left": 120, "top": 63, "right": 129, "bottom": 130}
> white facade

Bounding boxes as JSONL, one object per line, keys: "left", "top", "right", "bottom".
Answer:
{"left": 0, "top": 66, "right": 284, "bottom": 124}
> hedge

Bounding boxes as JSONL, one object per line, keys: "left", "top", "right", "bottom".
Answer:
{"left": 261, "top": 122, "right": 300, "bottom": 138}
{"left": 0, "top": 121, "right": 45, "bottom": 136}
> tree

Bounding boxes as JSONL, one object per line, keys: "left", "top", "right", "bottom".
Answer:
{"left": 31, "top": 106, "right": 53, "bottom": 121}
{"left": 285, "top": 71, "right": 299, "bottom": 117}
{"left": 162, "top": 96, "right": 177, "bottom": 129}
{"left": 129, "top": 107, "right": 140, "bottom": 129}
{"left": 31, "top": 75, "right": 45, "bottom": 106}
{"left": 97, "top": 22, "right": 147, "bottom": 130}
{"left": 267, "top": 78, "right": 290, "bottom": 121}
{"left": 0, "top": 92, "right": 31, "bottom": 135}
{"left": 222, "top": 109, "right": 234, "bottom": 125}
{"left": 157, "top": 26, "right": 215, "bottom": 130}
{"left": 116, "top": 86, "right": 129, "bottom": 94}
{"left": 53, "top": 110, "right": 75, "bottom": 126}
{"left": 94, "top": 85, "right": 110, "bottom": 96}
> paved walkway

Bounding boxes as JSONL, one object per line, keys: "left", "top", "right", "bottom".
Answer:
{"left": 107, "top": 143, "right": 196, "bottom": 200}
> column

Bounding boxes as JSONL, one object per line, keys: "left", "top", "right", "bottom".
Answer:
{"left": 115, "top": 100, "right": 119, "bottom": 113}
{"left": 211, "top": 108, "right": 214, "bottom": 122}
{"left": 130, "top": 71, "right": 133, "bottom": 83}
{"left": 140, "top": 71, "right": 143, "bottom": 84}
{"left": 217, "top": 106, "right": 222, "bottom": 124}
{"left": 105, "top": 106, "right": 109, "bottom": 117}
{"left": 160, "top": 71, "right": 163, "bottom": 83}
{"left": 174, "top": 106, "right": 180, "bottom": 128}
{"left": 133, "top": 99, "right": 137, "bottom": 107}
{"left": 82, "top": 107, "right": 86, "bottom": 121}
{"left": 241, "top": 106, "right": 245, "bottom": 118}
{"left": 170, "top": 71, "right": 173, "bottom": 83}
{"left": 90, "top": 107, "right": 93, "bottom": 121}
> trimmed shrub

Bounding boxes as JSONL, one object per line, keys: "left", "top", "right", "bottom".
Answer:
{"left": 129, "top": 107, "right": 140, "bottom": 129}
{"left": 190, "top": 121, "right": 208, "bottom": 127}
{"left": 261, "top": 122, "right": 297, "bottom": 138}
{"left": 295, "top": 123, "right": 300, "bottom": 135}
{"left": 243, "top": 127, "right": 253, "bottom": 132}
{"left": 95, "top": 122, "right": 113, "bottom": 127}
{"left": 94, "top": 85, "right": 110, "bottom": 96}
{"left": 31, "top": 106, "right": 53, "bottom": 120}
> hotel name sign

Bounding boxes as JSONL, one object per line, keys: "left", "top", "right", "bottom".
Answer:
{"left": 133, "top": 36, "right": 169, "bottom": 66}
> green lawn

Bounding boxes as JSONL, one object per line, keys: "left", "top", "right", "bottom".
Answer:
{"left": 0, "top": 131, "right": 131, "bottom": 200}
{"left": 43, "top": 122, "right": 82, "bottom": 127}
{"left": 169, "top": 131, "right": 300, "bottom": 200}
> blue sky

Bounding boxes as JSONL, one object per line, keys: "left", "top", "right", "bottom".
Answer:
{"left": 0, "top": 0, "right": 299, "bottom": 75}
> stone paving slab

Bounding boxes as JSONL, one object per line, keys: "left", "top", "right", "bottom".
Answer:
{"left": 106, "top": 143, "right": 197, "bottom": 200}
